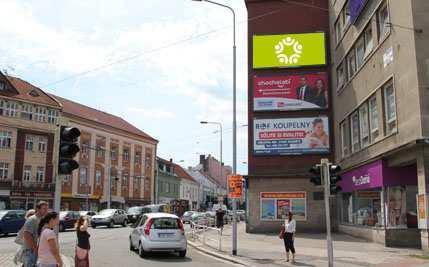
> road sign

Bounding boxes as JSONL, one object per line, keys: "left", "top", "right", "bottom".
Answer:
{"left": 228, "top": 175, "right": 243, "bottom": 199}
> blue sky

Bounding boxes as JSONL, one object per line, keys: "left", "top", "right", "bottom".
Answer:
{"left": 0, "top": 0, "right": 249, "bottom": 174}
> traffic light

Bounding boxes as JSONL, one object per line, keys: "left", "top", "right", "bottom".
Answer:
{"left": 58, "top": 126, "right": 81, "bottom": 175}
{"left": 329, "top": 164, "right": 342, "bottom": 195}
{"left": 309, "top": 165, "right": 321, "bottom": 186}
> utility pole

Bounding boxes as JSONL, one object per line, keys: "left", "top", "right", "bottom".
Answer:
{"left": 321, "top": 158, "right": 334, "bottom": 267}
{"left": 107, "top": 155, "right": 112, "bottom": 209}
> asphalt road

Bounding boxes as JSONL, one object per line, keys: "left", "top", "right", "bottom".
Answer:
{"left": 0, "top": 225, "right": 237, "bottom": 267}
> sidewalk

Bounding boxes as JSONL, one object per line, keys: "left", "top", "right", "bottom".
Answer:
{"left": 0, "top": 253, "right": 74, "bottom": 267}
{"left": 188, "top": 223, "right": 429, "bottom": 267}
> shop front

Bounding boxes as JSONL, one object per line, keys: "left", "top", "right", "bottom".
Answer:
{"left": 338, "top": 160, "right": 420, "bottom": 247}
{"left": 10, "top": 191, "right": 54, "bottom": 210}
{"left": 61, "top": 193, "right": 101, "bottom": 211}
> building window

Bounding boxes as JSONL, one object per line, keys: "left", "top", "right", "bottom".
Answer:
{"left": 38, "top": 137, "right": 47, "bottom": 153}
{"left": 122, "top": 174, "right": 128, "bottom": 187}
{"left": 355, "top": 36, "right": 365, "bottom": 69}
{"left": 47, "top": 109, "right": 58, "bottom": 124}
{"left": 351, "top": 112, "right": 360, "bottom": 153}
{"left": 110, "top": 148, "right": 117, "bottom": 160}
{"left": 359, "top": 103, "right": 370, "bottom": 148}
{"left": 0, "top": 131, "right": 12, "bottom": 149}
{"left": 96, "top": 146, "right": 104, "bottom": 158}
{"left": 25, "top": 135, "right": 34, "bottom": 151}
{"left": 79, "top": 168, "right": 87, "bottom": 185}
{"left": 123, "top": 148, "right": 129, "bottom": 162}
{"left": 340, "top": 120, "right": 350, "bottom": 158}
{"left": 0, "top": 81, "right": 5, "bottom": 90}
{"left": 0, "top": 99, "right": 4, "bottom": 115}
{"left": 23, "top": 165, "right": 32, "bottom": 181}
{"left": 364, "top": 25, "right": 374, "bottom": 59}
{"left": 369, "top": 96, "right": 379, "bottom": 140}
{"left": 383, "top": 80, "right": 397, "bottom": 135}
{"left": 135, "top": 151, "right": 141, "bottom": 165}
{"left": 336, "top": 62, "right": 345, "bottom": 89}
{"left": 21, "top": 104, "right": 33, "bottom": 120}
{"left": 81, "top": 142, "right": 89, "bottom": 159}
{"left": 347, "top": 50, "right": 356, "bottom": 79}
{"left": 166, "top": 183, "right": 170, "bottom": 193}
{"left": 335, "top": 18, "right": 343, "bottom": 44}
{"left": 95, "top": 170, "right": 102, "bottom": 185}
{"left": 34, "top": 106, "right": 46, "bottom": 122}
{"left": 134, "top": 177, "right": 140, "bottom": 192}
{"left": 377, "top": 2, "right": 390, "bottom": 40}
{"left": 145, "top": 177, "right": 150, "bottom": 191}
{"left": 63, "top": 175, "right": 71, "bottom": 183}
{"left": 0, "top": 162, "right": 9, "bottom": 179}
{"left": 36, "top": 167, "right": 44, "bottom": 182}
{"left": 5, "top": 101, "right": 18, "bottom": 117}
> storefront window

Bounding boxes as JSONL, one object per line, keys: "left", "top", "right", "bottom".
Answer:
{"left": 354, "top": 191, "right": 382, "bottom": 227}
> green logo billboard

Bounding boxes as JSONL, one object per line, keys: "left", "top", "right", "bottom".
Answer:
{"left": 253, "top": 32, "right": 326, "bottom": 69}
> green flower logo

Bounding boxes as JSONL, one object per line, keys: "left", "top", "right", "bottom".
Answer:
{"left": 274, "top": 37, "right": 303, "bottom": 65}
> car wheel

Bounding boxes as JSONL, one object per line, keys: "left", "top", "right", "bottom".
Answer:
{"left": 138, "top": 242, "right": 148, "bottom": 258}
{"left": 108, "top": 220, "right": 114, "bottom": 228}
{"left": 59, "top": 223, "right": 65, "bottom": 232}
{"left": 178, "top": 250, "right": 187, "bottom": 258}
{"left": 122, "top": 219, "right": 128, "bottom": 227}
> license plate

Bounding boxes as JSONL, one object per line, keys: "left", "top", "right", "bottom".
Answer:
{"left": 159, "top": 233, "right": 173, "bottom": 238}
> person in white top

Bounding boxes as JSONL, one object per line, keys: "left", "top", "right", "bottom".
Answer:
{"left": 283, "top": 212, "right": 296, "bottom": 263}
{"left": 37, "top": 211, "right": 63, "bottom": 267}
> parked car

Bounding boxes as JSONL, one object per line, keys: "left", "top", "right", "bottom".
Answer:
{"left": 79, "top": 211, "right": 97, "bottom": 224}
{"left": 181, "top": 211, "right": 194, "bottom": 224}
{"left": 0, "top": 210, "right": 25, "bottom": 236}
{"left": 59, "top": 211, "right": 80, "bottom": 232}
{"left": 129, "top": 213, "right": 187, "bottom": 258}
{"left": 190, "top": 212, "right": 214, "bottom": 227}
{"left": 127, "top": 206, "right": 145, "bottom": 224}
{"left": 91, "top": 209, "right": 128, "bottom": 228}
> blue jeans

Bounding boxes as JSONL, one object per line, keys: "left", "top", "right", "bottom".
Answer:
{"left": 22, "top": 249, "right": 37, "bottom": 267}
{"left": 37, "top": 264, "right": 57, "bottom": 267}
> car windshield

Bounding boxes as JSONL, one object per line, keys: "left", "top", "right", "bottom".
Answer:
{"left": 99, "top": 209, "right": 115, "bottom": 216}
{"left": 152, "top": 218, "right": 179, "bottom": 229}
{"left": 0, "top": 211, "right": 7, "bottom": 219}
{"left": 127, "top": 207, "right": 142, "bottom": 213}
{"left": 183, "top": 211, "right": 193, "bottom": 216}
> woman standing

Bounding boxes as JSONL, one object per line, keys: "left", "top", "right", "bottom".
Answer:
{"left": 283, "top": 212, "right": 296, "bottom": 263}
{"left": 312, "top": 79, "right": 328, "bottom": 108}
{"left": 37, "top": 211, "right": 63, "bottom": 267}
{"left": 75, "top": 215, "right": 91, "bottom": 267}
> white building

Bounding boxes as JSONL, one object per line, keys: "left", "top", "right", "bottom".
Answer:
{"left": 174, "top": 164, "right": 199, "bottom": 210}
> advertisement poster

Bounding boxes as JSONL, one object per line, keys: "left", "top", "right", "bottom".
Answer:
{"left": 386, "top": 186, "right": 407, "bottom": 228}
{"left": 254, "top": 117, "right": 330, "bottom": 155}
{"left": 254, "top": 73, "right": 328, "bottom": 111}
{"left": 228, "top": 175, "right": 243, "bottom": 199}
{"left": 260, "top": 192, "right": 306, "bottom": 221}
{"left": 253, "top": 32, "right": 326, "bottom": 69}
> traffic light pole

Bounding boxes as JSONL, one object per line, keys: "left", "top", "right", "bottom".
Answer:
{"left": 321, "top": 158, "right": 334, "bottom": 267}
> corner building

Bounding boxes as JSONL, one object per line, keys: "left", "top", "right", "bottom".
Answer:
{"left": 330, "top": 0, "right": 429, "bottom": 249}
{"left": 245, "top": 0, "right": 333, "bottom": 233}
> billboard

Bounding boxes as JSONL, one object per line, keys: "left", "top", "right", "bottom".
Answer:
{"left": 260, "top": 192, "right": 306, "bottom": 221}
{"left": 253, "top": 117, "right": 330, "bottom": 155}
{"left": 228, "top": 175, "right": 243, "bottom": 199}
{"left": 254, "top": 72, "right": 328, "bottom": 111}
{"left": 253, "top": 32, "right": 326, "bottom": 69}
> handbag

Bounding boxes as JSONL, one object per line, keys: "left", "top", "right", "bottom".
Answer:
{"left": 278, "top": 226, "right": 285, "bottom": 239}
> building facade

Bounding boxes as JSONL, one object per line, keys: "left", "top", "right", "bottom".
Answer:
{"left": 53, "top": 96, "right": 157, "bottom": 211}
{"left": 187, "top": 164, "right": 221, "bottom": 210}
{"left": 245, "top": 0, "right": 332, "bottom": 233}
{"left": 199, "top": 154, "right": 232, "bottom": 189}
{"left": 156, "top": 158, "right": 180, "bottom": 205}
{"left": 0, "top": 73, "right": 61, "bottom": 210}
{"left": 175, "top": 164, "right": 199, "bottom": 211}
{"left": 330, "top": 0, "right": 429, "bottom": 249}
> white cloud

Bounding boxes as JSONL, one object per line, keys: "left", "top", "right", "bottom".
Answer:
{"left": 128, "top": 107, "right": 176, "bottom": 119}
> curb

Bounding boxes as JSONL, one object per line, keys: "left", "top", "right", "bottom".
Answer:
{"left": 187, "top": 240, "right": 251, "bottom": 266}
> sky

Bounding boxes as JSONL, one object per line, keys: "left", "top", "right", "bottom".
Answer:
{"left": 0, "top": 0, "right": 249, "bottom": 174}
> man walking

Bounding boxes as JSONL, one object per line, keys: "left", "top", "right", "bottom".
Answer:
{"left": 21, "top": 201, "right": 48, "bottom": 267}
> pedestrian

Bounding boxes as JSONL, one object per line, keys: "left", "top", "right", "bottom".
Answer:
{"left": 216, "top": 208, "right": 225, "bottom": 230}
{"left": 14, "top": 209, "right": 36, "bottom": 266}
{"left": 283, "top": 211, "right": 296, "bottom": 263}
{"left": 37, "top": 211, "right": 63, "bottom": 267}
{"left": 75, "top": 215, "right": 91, "bottom": 267}
{"left": 21, "top": 201, "right": 49, "bottom": 267}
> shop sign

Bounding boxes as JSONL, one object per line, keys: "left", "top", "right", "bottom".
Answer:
{"left": 253, "top": 72, "right": 329, "bottom": 111}
{"left": 260, "top": 192, "right": 306, "bottom": 221}
{"left": 10, "top": 191, "right": 54, "bottom": 198}
{"left": 352, "top": 175, "right": 370, "bottom": 186}
{"left": 228, "top": 175, "right": 243, "bottom": 199}
{"left": 253, "top": 117, "right": 330, "bottom": 155}
{"left": 253, "top": 32, "right": 326, "bottom": 69}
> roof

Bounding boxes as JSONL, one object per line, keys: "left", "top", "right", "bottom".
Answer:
{"left": 157, "top": 157, "right": 174, "bottom": 166}
{"left": 51, "top": 94, "right": 158, "bottom": 143}
{"left": 2, "top": 76, "right": 61, "bottom": 108}
{"left": 174, "top": 164, "right": 197, "bottom": 183}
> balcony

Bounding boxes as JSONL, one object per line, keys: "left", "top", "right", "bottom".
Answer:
{"left": 12, "top": 181, "right": 55, "bottom": 192}
{"left": 0, "top": 180, "right": 12, "bottom": 189}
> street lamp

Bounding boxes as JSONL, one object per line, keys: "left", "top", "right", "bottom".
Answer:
{"left": 194, "top": 0, "right": 237, "bottom": 256}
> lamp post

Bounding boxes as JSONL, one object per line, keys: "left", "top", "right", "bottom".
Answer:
{"left": 194, "top": 0, "right": 237, "bottom": 256}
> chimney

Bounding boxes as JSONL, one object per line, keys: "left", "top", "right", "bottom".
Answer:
{"left": 170, "top": 158, "right": 173, "bottom": 163}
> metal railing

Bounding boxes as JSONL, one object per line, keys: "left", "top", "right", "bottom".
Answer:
{"left": 12, "top": 180, "right": 55, "bottom": 191}
{"left": 189, "top": 220, "right": 223, "bottom": 251}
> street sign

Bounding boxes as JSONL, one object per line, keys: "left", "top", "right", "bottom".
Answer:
{"left": 228, "top": 175, "right": 243, "bottom": 199}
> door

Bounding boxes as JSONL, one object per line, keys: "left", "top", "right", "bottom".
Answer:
{"left": 132, "top": 215, "right": 147, "bottom": 247}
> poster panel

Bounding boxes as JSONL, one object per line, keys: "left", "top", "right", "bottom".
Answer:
{"left": 386, "top": 186, "right": 407, "bottom": 228}
{"left": 254, "top": 117, "right": 330, "bottom": 155}
{"left": 254, "top": 72, "right": 329, "bottom": 111}
{"left": 261, "top": 199, "right": 276, "bottom": 220}
{"left": 260, "top": 192, "right": 306, "bottom": 221}
{"left": 277, "top": 199, "right": 290, "bottom": 220}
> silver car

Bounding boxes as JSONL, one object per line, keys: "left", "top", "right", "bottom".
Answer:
{"left": 91, "top": 209, "right": 128, "bottom": 228}
{"left": 129, "top": 213, "right": 187, "bottom": 258}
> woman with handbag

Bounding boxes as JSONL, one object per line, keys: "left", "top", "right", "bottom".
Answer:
{"left": 283, "top": 212, "right": 296, "bottom": 263}
{"left": 75, "top": 215, "right": 91, "bottom": 267}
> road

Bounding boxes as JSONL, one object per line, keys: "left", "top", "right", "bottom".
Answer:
{"left": 0, "top": 225, "right": 238, "bottom": 267}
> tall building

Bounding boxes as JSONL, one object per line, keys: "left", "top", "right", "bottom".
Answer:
{"left": 331, "top": 0, "right": 429, "bottom": 249}
{"left": 199, "top": 154, "right": 232, "bottom": 189}
{"left": 245, "top": 0, "right": 332, "bottom": 233}
{"left": 0, "top": 72, "right": 61, "bottom": 209}
{"left": 53, "top": 96, "right": 158, "bottom": 211}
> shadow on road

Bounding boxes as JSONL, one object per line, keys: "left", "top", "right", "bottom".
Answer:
{"left": 0, "top": 233, "right": 18, "bottom": 238}
{"left": 131, "top": 251, "right": 192, "bottom": 263}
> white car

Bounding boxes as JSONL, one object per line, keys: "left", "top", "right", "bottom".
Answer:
{"left": 129, "top": 213, "right": 187, "bottom": 258}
